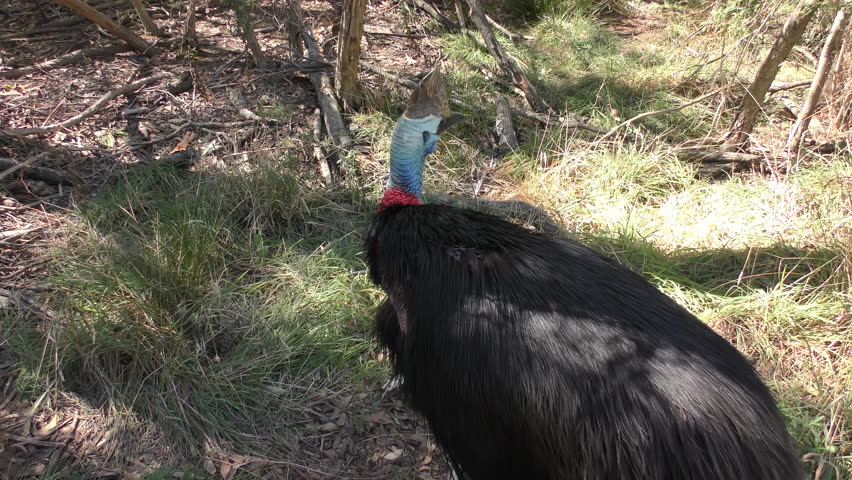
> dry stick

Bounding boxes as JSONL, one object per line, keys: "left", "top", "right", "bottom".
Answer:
{"left": 0, "top": 45, "right": 132, "bottom": 79}
{"left": 464, "top": 0, "right": 546, "bottom": 112}
{"left": 54, "top": 0, "right": 154, "bottom": 56}
{"left": 725, "top": 0, "right": 819, "bottom": 146}
{"left": 787, "top": 8, "right": 848, "bottom": 152}
{"left": 2, "top": 72, "right": 170, "bottom": 136}
{"left": 768, "top": 80, "right": 813, "bottom": 93}
{"left": 484, "top": 14, "right": 531, "bottom": 42}
{"left": 405, "top": 0, "right": 459, "bottom": 30}
{"left": 130, "top": 0, "right": 162, "bottom": 36}
{"left": 302, "top": 26, "right": 353, "bottom": 148}
{"left": 597, "top": 87, "right": 726, "bottom": 143}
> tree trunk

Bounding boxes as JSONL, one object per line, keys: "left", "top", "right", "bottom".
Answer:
{"left": 284, "top": 0, "right": 303, "bottom": 59}
{"left": 464, "top": 0, "right": 547, "bottom": 112}
{"left": 787, "top": 7, "right": 848, "bottom": 152}
{"left": 182, "top": 0, "right": 199, "bottom": 51}
{"left": 725, "top": 0, "right": 818, "bottom": 146}
{"left": 54, "top": 0, "right": 153, "bottom": 55}
{"left": 130, "top": 0, "right": 162, "bottom": 36}
{"left": 335, "top": 0, "right": 367, "bottom": 110}
{"left": 234, "top": 1, "right": 266, "bottom": 68}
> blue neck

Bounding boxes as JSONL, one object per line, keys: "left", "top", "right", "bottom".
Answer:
{"left": 388, "top": 115, "right": 441, "bottom": 199}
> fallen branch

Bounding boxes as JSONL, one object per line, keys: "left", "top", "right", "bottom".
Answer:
{"left": 485, "top": 14, "right": 531, "bottom": 42}
{"left": 0, "top": 44, "right": 132, "bottom": 79}
{"left": 425, "top": 192, "right": 563, "bottom": 234}
{"left": 302, "top": 25, "right": 353, "bottom": 148}
{"left": 228, "top": 89, "right": 277, "bottom": 122}
{"left": 464, "top": 0, "right": 546, "bottom": 112}
{"left": 0, "top": 158, "right": 70, "bottom": 184}
{"left": 55, "top": 0, "right": 154, "bottom": 55}
{"left": 2, "top": 72, "right": 170, "bottom": 136}
{"left": 768, "top": 80, "right": 812, "bottom": 93}
{"left": 597, "top": 87, "right": 726, "bottom": 143}
{"left": 404, "top": 0, "right": 459, "bottom": 30}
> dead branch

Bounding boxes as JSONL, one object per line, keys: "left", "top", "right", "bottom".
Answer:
{"left": 54, "top": 0, "right": 154, "bottom": 55}
{"left": 2, "top": 72, "right": 170, "bottom": 137}
{"left": 424, "top": 192, "right": 563, "bottom": 234}
{"left": 768, "top": 80, "right": 812, "bottom": 93}
{"left": 302, "top": 25, "right": 353, "bottom": 148}
{"left": 598, "top": 87, "right": 726, "bottom": 143}
{"left": 788, "top": 7, "right": 848, "bottom": 152}
{"left": 678, "top": 150, "right": 777, "bottom": 178}
{"left": 485, "top": 14, "right": 531, "bottom": 42}
{"left": 228, "top": 89, "right": 278, "bottom": 122}
{"left": 0, "top": 45, "right": 132, "bottom": 79}
{"left": 313, "top": 108, "right": 333, "bottom": 185}
{"left": 725, "top": 0, "right": 819, "bottom": 146}
{"left": 0, "top": 158, "right": 70, "bottom": 185}
{"left": 130, "top": 0, "right": 162, "bottom": 36}
{"left": 464, "top": 0, "right": 546, "bottom": 112}
{"left": 404, "top": 0, "right": 459, "bottom": 30}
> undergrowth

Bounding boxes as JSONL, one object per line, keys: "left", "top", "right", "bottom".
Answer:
{"left": 3, "top": 162, "right": 384, "bottom": 456}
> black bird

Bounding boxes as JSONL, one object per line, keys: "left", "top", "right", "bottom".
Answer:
{"left": 365, "top": 67, "right": 802, "bottom": 480}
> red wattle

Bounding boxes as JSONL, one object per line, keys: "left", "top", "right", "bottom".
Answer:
{"left": 378, "top": 187, "right": 421, "bottom": 211}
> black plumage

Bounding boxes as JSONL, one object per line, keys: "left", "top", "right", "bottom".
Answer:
{"left": 365, "top": 66, "right": 802, "bottom": 480}
{"left": 366, "top": 203, "right": 802, "bottom": 480}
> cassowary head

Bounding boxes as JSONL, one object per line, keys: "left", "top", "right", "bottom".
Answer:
{"left": 383, "top": 67, "right": 462, "bottom": 207}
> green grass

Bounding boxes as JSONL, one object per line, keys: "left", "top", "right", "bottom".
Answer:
{"left": 3, "top": 2, "right": 850, "bottom": 478}
{"left": 2, "top": 162, "right": 385, "bottom": 458}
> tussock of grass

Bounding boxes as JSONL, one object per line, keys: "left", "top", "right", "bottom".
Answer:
{"left": 4, "top": 163, "right": 382, "bottom": 456}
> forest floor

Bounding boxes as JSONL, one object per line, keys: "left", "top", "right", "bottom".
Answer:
{"left": 1, "top": 0, "right": 851, "bottom": 479}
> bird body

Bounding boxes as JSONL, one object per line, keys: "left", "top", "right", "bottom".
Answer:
{"left": 365, "top": 67, "right": 802, "bottom": 480}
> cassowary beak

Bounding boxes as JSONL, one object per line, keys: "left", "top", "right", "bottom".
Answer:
{"left": 405, "top": 67, "right": 465, "bottom": 134}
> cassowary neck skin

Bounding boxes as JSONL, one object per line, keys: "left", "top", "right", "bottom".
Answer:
{"left": 379, "top": 113, "right": 442, "bottom": 211}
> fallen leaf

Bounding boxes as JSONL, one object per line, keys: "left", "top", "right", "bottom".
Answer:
{"left": 318, "top": 422, "right": 339, "bottom": 431}
{"left": 383, "top": 447, "right": 403, "bottom": 461}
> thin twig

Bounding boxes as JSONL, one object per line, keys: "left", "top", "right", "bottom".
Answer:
{"left": 2, "top": 72, "right": 170, "bottom": 136}
{"left": 597, "top": 87, "right": 726, "bottom": 142}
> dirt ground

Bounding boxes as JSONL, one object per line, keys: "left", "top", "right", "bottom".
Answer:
{"left": 1, "top": 0, "right": 455, "bottom": 478}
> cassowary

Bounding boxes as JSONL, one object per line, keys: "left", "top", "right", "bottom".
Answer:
{"left": 365, "top": 68, "right": 802, "bottom": 480}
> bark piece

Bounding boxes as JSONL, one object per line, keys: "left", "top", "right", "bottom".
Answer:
{"left": 130, "top": 0, "right": 162, "bottom": 36}
{"left": 302, "top": 26, "right": 353, "bottom": 148}
{"left": 494, "top": 96, "right": 518, "bottom": 149}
